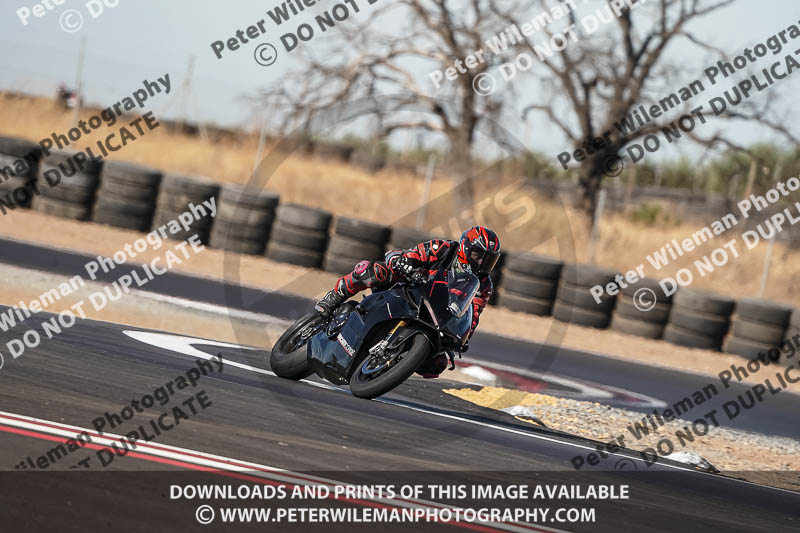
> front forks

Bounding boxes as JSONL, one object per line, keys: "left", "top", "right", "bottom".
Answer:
{"left": 368, "top": 320, "right": 407, "bottom": 360}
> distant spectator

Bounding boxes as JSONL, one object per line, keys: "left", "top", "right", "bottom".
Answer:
{"left": 56, "top": 84, "right": 81, "bottom": 110}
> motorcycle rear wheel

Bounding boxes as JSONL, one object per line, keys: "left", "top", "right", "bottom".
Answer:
{"left": 349, "top": 331, "right": 431, "bottom": 399}
{"left": 270, "top": 312, "right": 322, "bottom": 380}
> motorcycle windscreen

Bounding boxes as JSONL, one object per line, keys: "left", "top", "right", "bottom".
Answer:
{"left": 440, "top": 271, "right": 480, "bottom": 341}
{"left": 446, "top": 271, "right": 480, "bottom": 318}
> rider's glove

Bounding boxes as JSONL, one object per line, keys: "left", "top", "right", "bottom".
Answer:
{"left": 393, "top": 255, "right": 419, "bottom": 278}
{"left": 407, "top": 270, "right": 427, "bottom": 284}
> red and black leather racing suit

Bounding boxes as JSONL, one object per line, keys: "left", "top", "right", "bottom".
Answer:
{"left": 328, "top": 238, "right": 493, "bottom": 347}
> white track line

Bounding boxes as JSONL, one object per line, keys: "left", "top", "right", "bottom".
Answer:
{"left": 121, "top": 331, "right": 691, "bottom": 471}
{"left": 0, "top": 410, "right": 564, "bottom": 533}
{"left": 129, "top": 292, "right": 666, "bottom": 407}
{"left": 131, "top": 290, "right": 289, "bottom": 324}
{"left": 113, "top": 330, "right": 800, "bottom": 495}
{"left": 460, "top": 358, "right": 666, "bottom": 409}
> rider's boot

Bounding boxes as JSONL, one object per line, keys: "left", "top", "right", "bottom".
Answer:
{"left": 314, "top": 289, "right": 347, "bottom": 319}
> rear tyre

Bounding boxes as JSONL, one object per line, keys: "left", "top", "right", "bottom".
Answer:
{"left": 349, "top": 331, "right": 431, "bottom": 399}
{"left": 270, "top": 312, "right": 323, "bottom": 380}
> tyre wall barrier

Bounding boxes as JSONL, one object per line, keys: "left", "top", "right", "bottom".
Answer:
{"left": 496, "top": 253, "right": 563, "bottom": 316}
{"left": 663, "top": 289, "right": 734, "bottom": 351}
{"left": 554, "top": 264, "right": 619, "bottom": 329}
{"left": 323, "top": 217, "right": 390, "bottom": 274}
{"left": 0, "top": 137, "right": 42, "bottom": 209}
{"left": 723, "top": 299, "right": 793, "bottom": 360}
{"left": 0, "top": 134, "right": 796, "bottom": 358}
{"left": 610, "top": 277, "right": 672, "bottom": 340}
{"left": 786, "top": 309, "right": 800, "bottom": 349}
{"left": 266, "top": 203, "right": 332, "bottom": 268}
{"left": 34, "top": 148, "right": 102, "bottom": 221}
{"left": 93, "top": 161, "right": 162, "bottom": 232}
{"left": 211, "top": 184, "right": 279, "bottom": 255}
{"left": 153, "top": 174, "right": 220, "bottom": 244}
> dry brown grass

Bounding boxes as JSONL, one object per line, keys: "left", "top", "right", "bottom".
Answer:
{"left": 589, "top": 211, "right": 800, "bottom": 306}
{"left": 1, "top": 93, "right": 798, "bottom": 306}
{"left": 0, "top": 93, "right": 454, "bottom": 223}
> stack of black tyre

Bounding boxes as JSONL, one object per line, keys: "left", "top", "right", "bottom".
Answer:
{"left": 33, "top": 149, "right": 102, "bottom": 221}
{"left": 786, "top": 309, "right": 800, "bottom": 348}
{"left": 486, "top": 252, "right": 505, "bottom": 306}
{"left": 209, "top": 184, "right": 279, "bottom": 255}
{"left": 266, "top": 204, "right": 332, "bottom": 268}
{"left": 323, "top": 217, "right": 391, "bottom": 274}
{"left": 0, "top": 136, "right": 41, "bottom": 209}
{"left": 92, "top": 161, "right": 163, "bottom": 231}
{"left": 553, "top": 264, "right": 619, "bottom": 328}
{"left": 663, "top": 289, "right": 733, "bottom": 350}
{"left": 152, "top": 174, "right": 220, "bottom": 243}
{"left": 497, "top": 253, "right": 563, "bottom": 316}
{"left": 609, "top": 279, "right": 672, "bottom": 339}
{"left": 723, "top": 299, "right": 792, "bottom": 359}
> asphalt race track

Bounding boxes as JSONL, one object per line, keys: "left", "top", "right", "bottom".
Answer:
{"left": 0, "top": 310, "right": 798, "bottom": 532}
{"left": 468, "top": 333, "right": 800, "bottom": 439}
{"left": 3, "top": 237, "right": 800, "bottom": 440}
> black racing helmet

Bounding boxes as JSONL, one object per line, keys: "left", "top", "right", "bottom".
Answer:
{"left": 457, "top": 226, "right": 501, "bottom": 275}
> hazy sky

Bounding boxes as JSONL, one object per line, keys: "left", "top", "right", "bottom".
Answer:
{"left": 2, "top": 0, "right": 799, "bottom": 161}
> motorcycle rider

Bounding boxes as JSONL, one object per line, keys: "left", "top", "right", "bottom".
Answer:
{"left": 314, "top": 226, "right": 501, "bottom": 378}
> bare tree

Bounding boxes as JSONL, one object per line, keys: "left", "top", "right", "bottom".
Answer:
{"left": 497, "top": 0, "right": 798, "bottom": 217}
{"left": 263, "top": 0, "right": 797, "bottom": 222}
{"left": 261, "top": 0, "right": 521, "bottom": 209}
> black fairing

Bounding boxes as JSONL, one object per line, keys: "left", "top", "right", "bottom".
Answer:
{"left": 307, "top": 269, "right": 478, "bottom": 384}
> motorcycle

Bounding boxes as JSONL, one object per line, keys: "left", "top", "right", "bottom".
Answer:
{"left": 270, "top": 268, "right": 479, "bottom": 399}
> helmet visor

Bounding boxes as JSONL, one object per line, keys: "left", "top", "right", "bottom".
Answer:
{"left": 469, "top": 248, "right": 500, "bottom": 274}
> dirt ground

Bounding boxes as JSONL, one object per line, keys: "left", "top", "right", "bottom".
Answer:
{"left": 1, "top": 209, "right": 799, "bottom": 395}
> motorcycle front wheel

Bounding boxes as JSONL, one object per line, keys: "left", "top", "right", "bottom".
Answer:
{"left": 349, "top": 331, "right": 431, "bottom": 399}
{"left": 270, "top": 312, "right": 323, "bottom": 380}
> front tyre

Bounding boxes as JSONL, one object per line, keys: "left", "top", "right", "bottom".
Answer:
{"left": 270, "top": 312, "right": 323, "bottom": 380}
{"left": 349, "top": 331, "right": 431, "bottom": 399}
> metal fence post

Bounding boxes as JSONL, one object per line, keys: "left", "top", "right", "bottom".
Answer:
{"left": 758, "top": 236, "right": 775, "bottom": 298}
{"left": 587, "top": 188, "right": 607, "bottom": 265}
